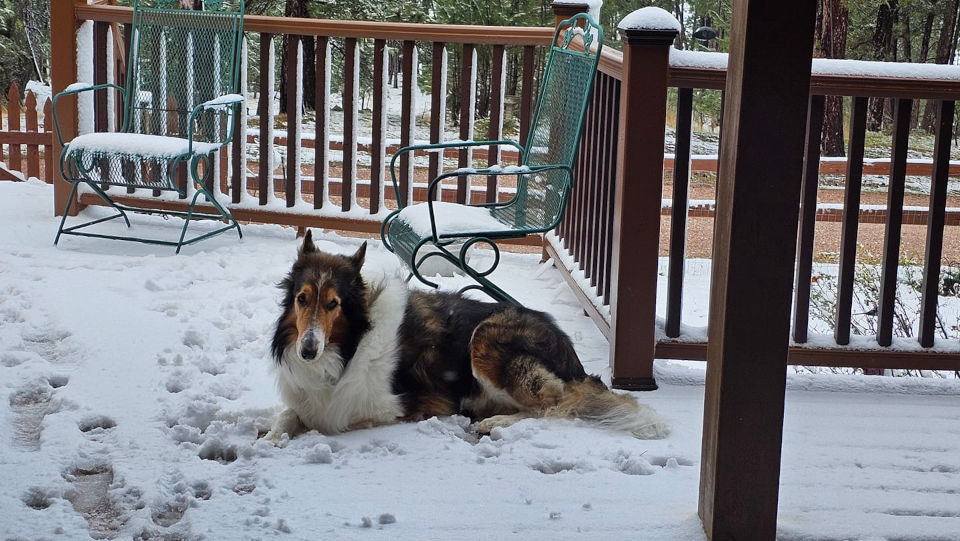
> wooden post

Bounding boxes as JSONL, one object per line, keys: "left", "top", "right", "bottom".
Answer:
{"left": 51, "top": 1, "right": 82, "bottom": 216}
{"left": 607, "top": 11, "right": 677, "bottom": 391}
{"left": 552, "top": 2, "right": 589, "bottom": 27}
{"left": 699, "top": 2, "right": 817, "bottom": 540}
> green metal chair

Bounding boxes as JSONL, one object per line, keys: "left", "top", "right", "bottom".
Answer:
{"left": 53, "top": 0, "right": 245, "bottom": 253}
{"left": 381, "top": 13, "right": 603, "bottom": 303}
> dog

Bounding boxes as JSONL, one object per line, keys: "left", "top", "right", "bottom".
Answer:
{"left": 264, "top": 230, "right": 670, "bottom": 443}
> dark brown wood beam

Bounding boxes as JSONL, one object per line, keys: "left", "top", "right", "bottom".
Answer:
{"left": 699, "top": 1, "right": 817, "bottom": 539}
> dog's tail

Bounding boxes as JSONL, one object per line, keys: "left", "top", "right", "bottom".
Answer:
{"left": 553, "top": 378, "right": 671, "bottom": 440}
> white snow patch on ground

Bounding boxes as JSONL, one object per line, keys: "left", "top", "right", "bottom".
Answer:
{"left": 2, "top": 179, "right": 959, "bottom": 540}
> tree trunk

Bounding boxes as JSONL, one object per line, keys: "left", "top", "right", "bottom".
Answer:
{"left": 819, "top": 0, "right": 848, "bottom": 156}
{"left": 868, "top": 1, "right": 897, "bottom": 131}
{"left": 278, "top": 0, "right": 308, "bottom": 114}
{"left": 302, "top": 37, "right": 316, "bottom": 111}
{"left": 922, "top": 0, "right": 960, "bottom": 132}
{"left": 915, "top": 12, "right": 936, "bottom": 130}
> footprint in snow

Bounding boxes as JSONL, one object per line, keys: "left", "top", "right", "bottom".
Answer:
{"left": 9, "top": 380, "right": 60, "bottom": 451}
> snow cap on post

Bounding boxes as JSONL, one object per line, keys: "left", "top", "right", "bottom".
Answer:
{"left": 618, "top": 7, "right": 681, "bottom": 44}
{"left": 552, "top": 0, "right": 603, "bottom": 22}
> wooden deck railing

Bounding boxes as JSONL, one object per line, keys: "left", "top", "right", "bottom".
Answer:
{"left": 36, "top": 1, "right": 960, "bottom": 391}
{"left": 545, "top": 6, "right": 960, "bottom": 388}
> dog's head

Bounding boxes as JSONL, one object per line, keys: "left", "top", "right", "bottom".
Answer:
{"left": 272, "top": 230, "right": 371, "bottom": 376}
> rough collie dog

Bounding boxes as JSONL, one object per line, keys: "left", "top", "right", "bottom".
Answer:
{"left": 264, "top": 230, "right": 670, "bottom": 443}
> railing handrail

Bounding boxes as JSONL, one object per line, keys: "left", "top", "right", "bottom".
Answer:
{"left": 598, "top": 45, "right": 960, "bottom": 100}
{"left": 75, "top": 4, "right": 555, "bottom": 45}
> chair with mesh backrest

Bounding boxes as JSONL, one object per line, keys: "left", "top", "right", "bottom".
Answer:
{"left": 381, "top": 13, "right": 602, "bottom": 303}
{"left": 52, "top": 0, "right": 245, "bottom": 253}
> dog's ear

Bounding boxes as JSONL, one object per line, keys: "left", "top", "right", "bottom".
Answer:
{"left": 300, "top": 229, "right": 317, "bottom": 255}
{"left": 349, "top": 241, "right": 367, "bottom": 271}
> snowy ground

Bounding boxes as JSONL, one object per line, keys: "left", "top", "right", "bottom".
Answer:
{"left": 2, "top": 179, "right": 960, "bottom": 540}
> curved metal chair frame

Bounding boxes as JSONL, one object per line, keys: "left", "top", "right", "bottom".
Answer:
{"left": 52, "top": 0, "right": 245, "bottom": 253}
{"left": 381, "top": 13, "right": 603, "bottom": 303}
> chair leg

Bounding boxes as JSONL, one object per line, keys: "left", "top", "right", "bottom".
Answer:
{"left": 176, "top": 189, "right": 204, "bottom": 254}
{"left": 200, "top": 185, "right": 243, "bottom": 240}
{"left": 54, "top": 182, "right": 80, "bottom": 246}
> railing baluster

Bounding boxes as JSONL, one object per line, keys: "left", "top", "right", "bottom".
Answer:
{"left": 589, "top": 74, "right": 608, "bottom": 287}
{"left": 586, "top": 73, "right": 602, "bottom": 280}
{"left": 919, "top": 100, "right": 955, "bottom": 348}
{"left": 487, "top": 44, "right": 505, "bottom": 203}
{"left": 791, "top": 94, "right": 825, "bottom": 343}
{"left": 342, "top": 37, "right": 357, "bottom": 212}
{"left": 835, "top": 96, "right": 868, "bottom": 346}
{"left": 519, "top": 46, "right": 535, "bottom": 148}
{"left": 457, "top": 43, "right": 476, "bottom": 204}
{"left": 877, "top": 98, "right": 913, "bottom": 347}
{"left": 576, "top": 74, "right": 596, "bottom": 272}
{"left": 399, "top": 40, "right": 415, "bottom": 207}
{"left": 285, "top": 34, "right": 301, "bottom": 208}
{"left": 429, "top": 42, "right": 446, "bottom": 200}
{"left": 258, "top": 33, "right": 275, "bottom": 206}
{"left": 94, "top": 22, "right": 109, "bottom": 134}
{"left": 597, "top": 75, "right": 614, "bottom": 300}
{"left": 603, "top": 78, "right": 621, "bottom": 306}
{"left": 370, "top": 39, "right": 387, "bottom": 214}
{"left": 25, "top": 92, "right": 39, "bottom": 180}
{"left": 666, "top": 88, "right": 694, "bottom": 338}
{"left": 314, "top": 36, "right": 329, "bottom": 209}
{"left": 231, "top": 37, "right": 247, "bottom": 204}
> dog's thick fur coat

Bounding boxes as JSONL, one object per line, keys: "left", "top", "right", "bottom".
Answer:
{"left": 265, "top": 231, "right": 669, "bottom": 442}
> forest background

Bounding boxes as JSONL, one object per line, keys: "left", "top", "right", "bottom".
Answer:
{"left": 0, "top": 0, "right": 958, "bottom": 156}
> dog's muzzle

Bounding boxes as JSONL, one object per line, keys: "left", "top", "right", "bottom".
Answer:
{"left": 299, "top": 328, "right": 324, "bottom": 360}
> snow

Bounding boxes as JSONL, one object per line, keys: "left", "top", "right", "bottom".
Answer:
{"left": 670, "top": 49, "right": 960, "bottom": 80}
{"left": 65, "top": 132, "right": 221, "bottom": 158}
{"left": 618, "top": 7, "right": 682, "bottom": 33}
{"left": 3, "top": 179, "right": 960, "bottom": 540}
{"left": 395, "top": 201, "right": 510, "bottom": 237}
{"left": 202, "top": 93, "right": 245, "bottom": 109}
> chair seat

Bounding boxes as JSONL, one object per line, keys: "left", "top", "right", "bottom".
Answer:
{"left": 66, "top": 132, "right": 221, "bottom": 159}
{"left": 396, "top": 201, "right": 511, "bottom": 237}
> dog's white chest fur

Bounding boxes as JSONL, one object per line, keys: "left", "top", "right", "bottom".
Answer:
{"left": 272, "top": 271, "right": 407, "bottom": 435}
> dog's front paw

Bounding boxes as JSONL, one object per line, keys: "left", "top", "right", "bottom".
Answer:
{"left": 474, "top": 413, "right": 526, "bottom": 435}
{"left": 263, "top": 429, "right": 290, "bottom": 447}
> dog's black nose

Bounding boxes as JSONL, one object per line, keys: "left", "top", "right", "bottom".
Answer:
{"left": 301, "top": 333, "right": 319, "bottom": 359}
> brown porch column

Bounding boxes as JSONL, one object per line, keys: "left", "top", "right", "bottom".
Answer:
{"left": 51, "top": 0, "right": 83, "bottom": 217}
{"left": 698, "top": 1, "right": 817, "bottom": 540}
{"left": 608, "top": 9, "right": 677, "bottom": 391}
{"left": 551, "top": 1, "right": 589, "bottom": 26}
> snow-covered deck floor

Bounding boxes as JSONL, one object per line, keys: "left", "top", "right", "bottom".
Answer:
{"left": 2, "top": 180, "right": 959, "bottom": 540}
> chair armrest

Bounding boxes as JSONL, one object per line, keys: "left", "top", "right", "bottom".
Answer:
{"left": 388, "top": 139, "right": 525, "bottom": 208}
{"left": 186, "top": 94, "right": 245, "bottom": 153}
{"left": 51, "top": 83, "right": 127, "bottom": 147}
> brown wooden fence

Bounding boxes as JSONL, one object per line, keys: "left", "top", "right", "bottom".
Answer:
{"left": 0, "top": 84, "right": 53, "bottom": 182}
{"left": 545, "top": 13, "right": 960, "bottom": 386}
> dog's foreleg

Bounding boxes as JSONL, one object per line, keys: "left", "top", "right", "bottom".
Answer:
{"left": 265, "top": 408, "right": 306, "bottom": 446}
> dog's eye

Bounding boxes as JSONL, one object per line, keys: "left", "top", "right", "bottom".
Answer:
{"left": 296, "top": 293, "right": 307, "bottom": 306}
{"left": 325, "top": 299, "right": 339, "bottom": 311}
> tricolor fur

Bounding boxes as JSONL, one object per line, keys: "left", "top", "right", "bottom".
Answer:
{"left": 265, "top": 230, "right": 670, "bottom": 443}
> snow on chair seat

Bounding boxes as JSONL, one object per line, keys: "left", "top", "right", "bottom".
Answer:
{"left": 67, "top": 133, "right": 223, "bottom": 160}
